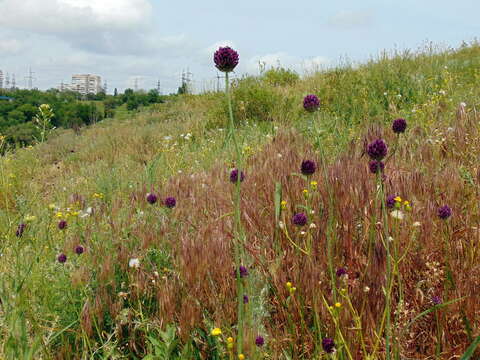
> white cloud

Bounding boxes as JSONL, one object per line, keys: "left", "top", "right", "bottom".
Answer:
{"left": 301, "top": 56, "right": 331, "bottom": 73}
{"left": 0, "top": 0, "right": 152, "bottom": 33}
{"left": 0, "top": 38, "right": 24, "bottom": 54}
{"left": 206, "top": 40, "right": 237, "bottom": 55}
{"left": 246, "top": 52, "right": 330, "bottom": 74}
{"left": 0, "top": 0, "right": 161, "bottom": 55}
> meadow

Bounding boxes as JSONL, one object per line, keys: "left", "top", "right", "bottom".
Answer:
{"left": 1, "top": 41, "right": 480, "bottom": 359}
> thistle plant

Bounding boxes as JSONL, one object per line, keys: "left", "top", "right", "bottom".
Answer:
{"left": 34, "top": 104, "right": 55, "bottom": 143}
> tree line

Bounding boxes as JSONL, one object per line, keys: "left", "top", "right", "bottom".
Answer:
{"left": 0, "top": 88, "right": 166, "bottom": 147}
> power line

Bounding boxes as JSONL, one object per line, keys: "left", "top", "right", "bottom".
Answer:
{"left": 25, "top": 67, "right": 35, "bottom": 90}
{"left": 134, "top": 77, "right": 139, "bottom": 92}
{"left": 181, "top": 69, "right": 193, "bottom": 93}
{"left": 216, "top": 72, "right": 225, "bottom": 92}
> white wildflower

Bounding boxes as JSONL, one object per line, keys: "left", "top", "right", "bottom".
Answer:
{"left": 129, "top": 258, "right": 140, "bottom": 268}
{"left": 390, "top": 210, "right": 405, "bottom": 220}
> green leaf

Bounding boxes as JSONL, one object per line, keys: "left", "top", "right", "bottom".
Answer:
{"left": 460, "top": 335, "right": 480, "bottom": 360}
{"left": 403, "top": 297, "right": 464, "bottom": 334}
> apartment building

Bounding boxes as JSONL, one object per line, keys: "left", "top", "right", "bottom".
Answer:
{"left": 63, "top": 74, "right": 103, "bottom": 95}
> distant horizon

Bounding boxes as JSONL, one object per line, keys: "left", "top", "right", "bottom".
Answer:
{"left": 1, "top": 0, "right": 479, "bottom": 93}
{"left": 0, "top": 39, "right": 477, "bottom": 95}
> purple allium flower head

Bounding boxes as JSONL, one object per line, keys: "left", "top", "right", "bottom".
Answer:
{"left": 322, "top": 338, "right": 335, "bottom": 354}
{"left": 16, "top": 223, "right": 26, "bottom": 237}
{"left": 214, "top": 47, "right": 239, "bottom": 72}
{"left": 303, "top": 94, "right": 320, "bottom": 112}
{"left": 336, "top": 268, "right": 347, "bottom": 277}
{"left": 432, "top": 295, "right": 442, "bottom": 305}
{"left": 301, "top": 160, "right": 316, "bottom": 176}
{"left": 369, "top": 160, "right": 385, "bottom": 174}
{"left": 255, "top": 336, "right": 265, "bottom": 347}
{"left": 58, "top": 220, "right": 67, "bottom": 230}
{"left": 292, "top": 213, "right": 307, "bottom": 226}
{"left": 243, "top": 294, "right": 249, "bottom": 304}
{"left": 437, "top": 205, "right": 452, "bottom": 220}
{"left": 57, "top": 253, "right": 67, "bottom": 263}
{"left": 164, "top": 197, "right": 176, "bottom": 208}
{"left": 386, "top": 195, "right": 396, "bottom": 209}
{"left": 392, "top": 118, "right": 407, "bottom": 134}
{"left": 230, "top": 168, "right": 245, "bottom": 183}
{"left": 234, "top": 265, "right": 248, "bottom": 278}
{"left": 146, "top": 193, "right": 158, "bottom": 204}
{"left": 367, "top": 139, "right": 388, "bottom": 161}
{"left": 75, "top": 245, "right": 84, "bottom": 255}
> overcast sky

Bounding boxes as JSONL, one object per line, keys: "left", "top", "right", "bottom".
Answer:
{"left": 0, "top": 0, "right": 479, "bottom": 94}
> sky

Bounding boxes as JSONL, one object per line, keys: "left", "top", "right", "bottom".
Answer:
{"left": 0, "top": 0, "right": 479, "bottom": 94}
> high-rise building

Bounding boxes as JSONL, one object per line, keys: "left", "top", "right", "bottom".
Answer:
{"left": 63, "top": 74, "right": 103, "bottom": 95}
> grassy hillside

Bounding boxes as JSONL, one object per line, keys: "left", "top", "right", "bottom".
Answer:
{"left": 1, "top": 42, "right": 480, "bottom": 359}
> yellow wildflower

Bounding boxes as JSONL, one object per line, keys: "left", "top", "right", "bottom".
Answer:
{"left": 281, "top": 200, "right": 287, "bottom": 210}
{"left": 289, "top": 287, "right": 296, "bottom": 295}
{"left": 238, "top": 354, "right": 245, "bottom": 360}
{"left": 25, "top": 215, "right": 36, "bottom": 222}
{"left": 55, "top": 212, "right": 63, "bottom": 218}
{"left": 286, "top": 282, "right": 292, "bottom": 289}
{"left": 310, "top": 180, "right": 317, "bottom": 189}
{"left": 394, "top": 196, "right": 402, "bottom": 202}
{"left": 335, "top": 302, "right": 342, "bottom": 308}
{"left": 211, "top": 328, "right": 222, "bottom": 336}
{"left": 227, "top": 337, "right": 234, "bottom": 343}
{"left": 302, "top": 189, "right": 308, "bottom": 195}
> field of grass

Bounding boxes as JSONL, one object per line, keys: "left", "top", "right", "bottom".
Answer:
{"left": 1, "top": 42, "right": 480, "bottom": 359}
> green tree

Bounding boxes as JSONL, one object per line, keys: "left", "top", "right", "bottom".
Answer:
{"left": 7, "top": 109, "right": 26, "bottom": 124}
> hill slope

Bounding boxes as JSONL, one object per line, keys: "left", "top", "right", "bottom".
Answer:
{"left": 1, "top": 42, "right": 480, "bottom": 359}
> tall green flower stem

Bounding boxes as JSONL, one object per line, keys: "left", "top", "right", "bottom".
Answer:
{"left": 377, "top": 170, "right": 393, "bottom": 360}
{"left": 225, "top": 72, "right": 247, "bottom": 354}
{"left": 312, "top": 110, "right": 338, "bottom": 303}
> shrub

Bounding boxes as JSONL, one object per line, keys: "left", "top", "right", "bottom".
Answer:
{"left": 262, "top": 67, "right": 299, "bottom": 87}
{"left": 231, "top": 76, "right": 281, "bottom": 122}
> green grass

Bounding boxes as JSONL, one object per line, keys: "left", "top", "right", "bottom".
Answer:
{"left": 1, "top": 41, "right": 480, "bottom": 359}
